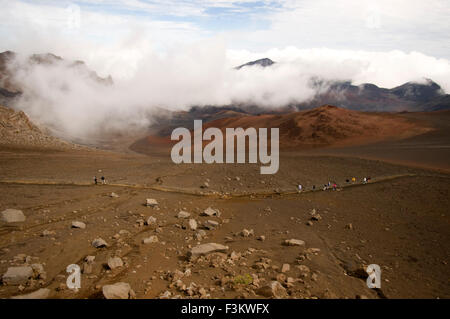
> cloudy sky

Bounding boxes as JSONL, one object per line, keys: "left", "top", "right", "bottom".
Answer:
{"left": 1, "top": 0, "right": 450, "bottom": 76}
{"left": 1, "top": 0, "right": 450, "bottom": 138}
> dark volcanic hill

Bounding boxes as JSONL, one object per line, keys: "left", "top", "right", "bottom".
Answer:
{"left": 233, "top": 57, "right": 450, "bottom": 112}
{"left": 303, "top": 78, "right": 449, "bottom": 112}
{"left": 235, "top": 58, "right": 275, "bottom": 70}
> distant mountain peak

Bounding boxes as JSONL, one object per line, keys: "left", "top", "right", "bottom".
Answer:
{"left": 30, "top": 53, "right": 63, "bottom": 65}
{"left": 236, "top": 58, "right": 275, "bottom": 70}
{"left": 390, "top": 78, "right": 443, "bottom": 102}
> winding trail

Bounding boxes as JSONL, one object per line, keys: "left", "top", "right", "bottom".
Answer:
{"left": 0, "top": 173, "right": 418, "bottom": 198}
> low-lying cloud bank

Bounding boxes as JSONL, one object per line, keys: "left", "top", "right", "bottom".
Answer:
{"left": 7, "top": 44, "right": 450, "bottom": 139}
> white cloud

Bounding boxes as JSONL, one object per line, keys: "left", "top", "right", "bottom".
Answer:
{"left": 9, "top": 44, "right": 450, "bottom": 140}
{"left": 1, "top": 0, "right": 450, "bottom": 140}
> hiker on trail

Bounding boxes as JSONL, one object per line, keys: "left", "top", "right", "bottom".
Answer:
{"left": 323, "top": 184, "right": 327, "bottom": 191}
{"left": 312, "top": 185, "right": 316, "bottom": 191}
{"left": 352, "top": 177, "right": 356, "bottom": 183}
{"left": 363, "top": 177, "right": 367, "bottom": 184}
{"left": 346, "top": 179, "right": 350, "bottom": 183}
{"left": 94, "top": 176, "right": 97, "bottom": 185}
{"left": 101, "top": 176, "right": 106, "bottom": 184}
{"left": 333, "top": 183, "right": 337, "bottom": 190}
{"left": 298, "top": 184, "right": 303, "bottom": 192}
{"left": 367, "top": 176, "right": 371, "bottom": 182}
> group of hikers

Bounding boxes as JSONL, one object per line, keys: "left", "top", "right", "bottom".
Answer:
{"left": 297, "top": 176, "right": 372, "bottom": 193}
{"left": 93, "top": 176, "right": 107, "bottom": 185}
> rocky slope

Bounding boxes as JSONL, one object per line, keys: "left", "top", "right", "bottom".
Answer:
{"left": 0, "top": 105, "right": 82, "bottom": 150}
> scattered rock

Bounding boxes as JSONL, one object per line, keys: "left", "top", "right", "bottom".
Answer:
{"left": 188, "top": 219, "right": 198, "bottom": 230}
{"left": 1, "top": 209, "right": 26, "bottom": 223}
{"left": 142, "top": 236, "right": 159, "bottom": 244}
{"left": 136, "top": 218, "right": 145, "bottom": 227}
{"left": 297, "top": 265, "right": 310, "bottom": 273}
{"left": 281, "top": 264, "right": 290, "bottom": 273}
{"left": 102, "top": 282, "right": 133, "bottom": 299}
{"left": 41, "top": 230, "right": 55, "bottom": 237}
{"left": 31, "top": 263, "right": 46, "bottom": 280}
{"left": 71, "top": 221, "right": 86, "bottom": 229}
{"left": 256, "top": 281, "right": 287, "bottom": 299}
{"left": 257, "top": 235, "right": 266, "bottom": 241}
{"left": 82, "top": 256, "right": 96, "bottom": 274}
{"left": 230, "top": 251, "right": 241, "bottom": 261}
{"left": 310, "top": 209, "right": 322, "bottom": 221}
{"left": 107, "top": 257, "right": 124, "bottom": 270}
{"left": 189, "top": 243, "right": 229, "bottom": 257}
{"left": 241, "top": 229, "right": 254, "bottom": 237}
{"left": 85, "top": 256, "right": 96, "bottom": 263}
{"left": 110, "top": 192, "right": 119, "bottom": 198}
{"left": 276, "top": 273, "right": 286, "bottom": 282}
{"left": 146, "top": 199, "right": 158, "bottom": 207}
{"left": 284, "top": 239, "right": 305, "bottom": 246}
{"left": 92, "top": 238, "right": 108, "bottom": 248}
{"left": 146, "top": 216, "right": 157, "bottom": 225}
{"left": 345, "top": 223, "right": 353, "bottom": 230}
{"left": 204, "top": 220, "right": 219, "bottom": 230}
{"left": 306, "top": 248, "right": 321, "bottom": 255}
{"left": 2, "top": 266, "right": 33, "bottom": 285}
{"left": 177, "top": 211, "right": 190, "bottom": 219}
{"left": 202, "top": 207, "right": 221, "bottom": 217}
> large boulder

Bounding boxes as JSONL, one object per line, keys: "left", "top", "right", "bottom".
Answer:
{"left": 257, "top": 281, "right": 288, "bottom": 299}
{"left": 202, "top": 207, "right": 220, "bottom": 217}
{"left": 177, "top": 211, "right": 190, "bottom": 219}
{"left": 92, "top": 238, "right": 108, "bottom": 248}
{"left": 189, "top": 243, "right": 229, "bottom": 257}
{"left": 1, "top": 209, "right": 26, "bottom": 223}
{"left": 283, "top": 239, "right": 305, "bottom": 246}
{"left": 102, "top": 282, "right": 133, "bottom": 299}
{"left": 204, "top": 220, "right": 219, "bottom": 230}
{"left": 2, "top": 266, "right": 33, "bottom": 285}
{"left": 107, "top": 257, "right": 124, "bottom": 270}
{"left": 188, "top": 219, "right": 198, "bottom": 230}
{"left": 146, "top": 199, "right": 158, "bottom": 207}
{"left": 71, "top": 221, "right": 86, "bottom": 229}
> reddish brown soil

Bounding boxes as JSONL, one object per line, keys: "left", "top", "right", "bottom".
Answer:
{"left": 0, "top": 147, "right": 448, "bottom": 299}
{"left": 132, "top": 105, "right": 431, "bottom": 154}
